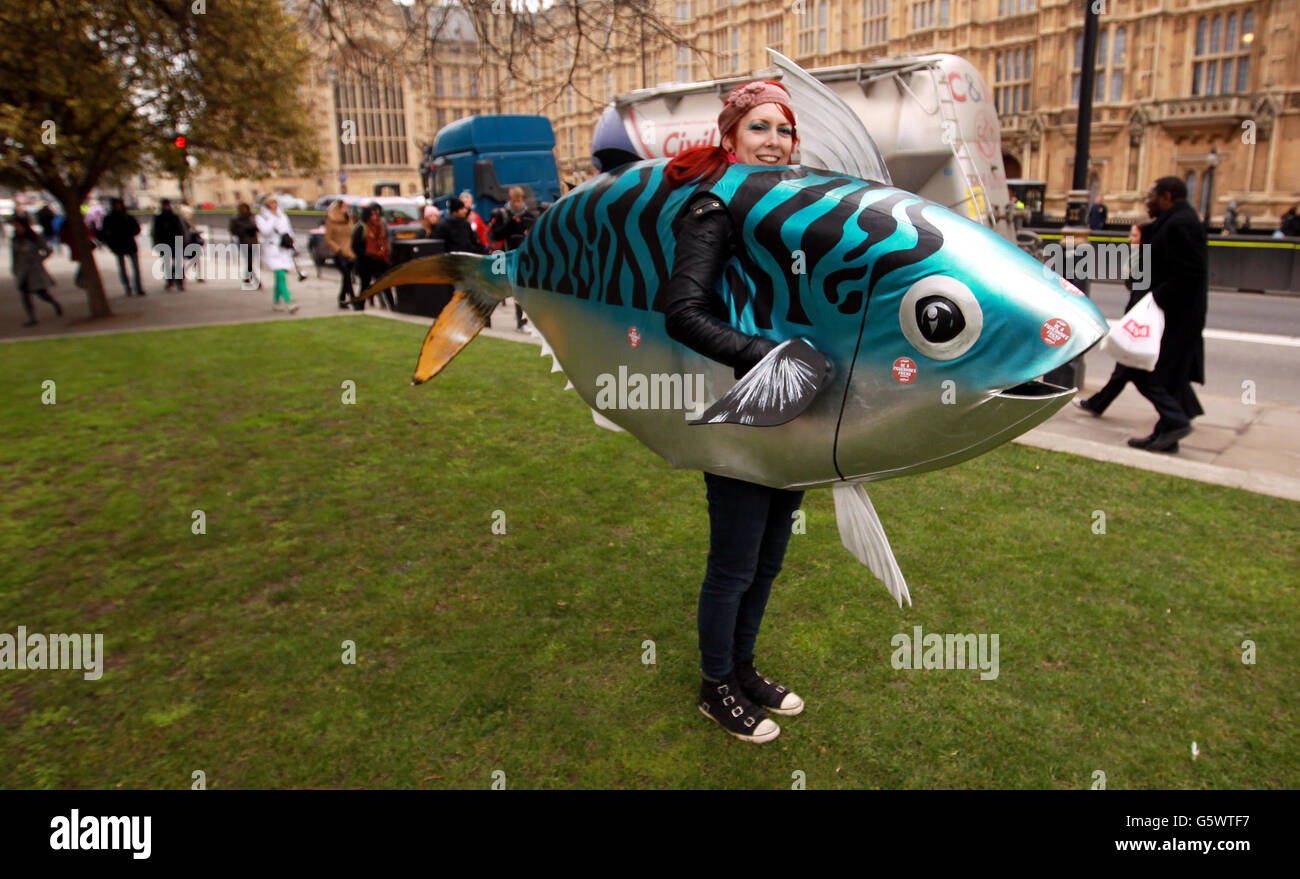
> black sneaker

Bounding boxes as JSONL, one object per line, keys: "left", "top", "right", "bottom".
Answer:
{"left": 1073, "top": 397, "right": 1102, "bottom": 417}
{"left": 698, "top": 676, "right": 780, "bottom": 743}
{"left": 736, "top": 660, "right": 804, "bottom": 716}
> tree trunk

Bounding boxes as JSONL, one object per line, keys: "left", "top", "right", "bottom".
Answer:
{"left": 56, "top": 196, "right": 113, "bottom": 318}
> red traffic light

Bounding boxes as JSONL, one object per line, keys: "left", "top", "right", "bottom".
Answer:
{"left": 173, "top": 135, "right": 187, "bottom": 149}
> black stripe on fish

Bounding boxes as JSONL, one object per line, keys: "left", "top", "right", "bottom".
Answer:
{"left": 728, "top": 169, "right": 857, "bottom": 328}
{"left": 863, "top": 199, "right": 943, "bottom": 304}
{"left": 602, "top": 166, "right": 656, "bottom": 308}
{"left": 825, "top": 190, "right": 910, "bottom": 314}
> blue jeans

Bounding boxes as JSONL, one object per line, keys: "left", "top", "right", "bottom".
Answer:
{"left": 697, "top": 471, "right": 804, "bottom": 680}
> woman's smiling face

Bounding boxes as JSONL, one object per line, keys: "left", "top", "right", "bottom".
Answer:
{"left": 722, "top": 103, "right": 795, "bottom": 166}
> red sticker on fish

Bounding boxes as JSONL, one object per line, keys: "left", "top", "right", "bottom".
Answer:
{"left": 1041, "top": 318, "right": 1071, "bottom": 346}
{"left": 892, "top": 357, "right": 918, "bottom": 383}
{"left": 1059, "top": 277, "right": 1085, "bottom": 297}
{"left": 628, "top": 327, "right": 640, "bottom": 348}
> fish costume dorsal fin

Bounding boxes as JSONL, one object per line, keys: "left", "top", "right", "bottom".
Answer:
{"left": 767, "top": 49, "right": 894, "bottom": 186}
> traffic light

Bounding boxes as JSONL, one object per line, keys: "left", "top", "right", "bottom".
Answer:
{"left": 173, "top": 135, "right": 187, "bottom": 149}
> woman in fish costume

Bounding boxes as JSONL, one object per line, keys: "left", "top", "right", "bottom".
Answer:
{"left": 354, "top": 52, "right": 1110, "bottom": 745}
{"left": 658, "top": 80, "right": 808, "bottom": 744}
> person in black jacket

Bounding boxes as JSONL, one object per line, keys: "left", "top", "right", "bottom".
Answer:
{"left": 151, "top": 199, "right": 186, "bottom": 291}
{"left": 99, "top": 199, "right": 147, "bottom": 296}
{"left": 659, "top": 80, "right": 805, "bottom": 745}
{"left": 1126, "top": 176, "right": 1208, "bottom": 452}
{"left": 489, "top": 187, "right": 538, "bottom": 329}
{"left": 228, "top": 203, "right": 260, "bottom": 288}
{"left": 435, "top": 198, "right": 488, "bottom": 255}
{"left": 351, "top": 203, "right": 395, "bottom": 309}
{"left": 1076, "top": 221, "right": 1151, "bottom": 418}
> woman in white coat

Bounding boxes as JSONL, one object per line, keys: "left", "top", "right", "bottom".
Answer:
{"left": 255, "top": 197, "right": 300, "bottom": 313}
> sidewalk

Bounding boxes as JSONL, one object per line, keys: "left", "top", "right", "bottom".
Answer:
{"left": 4, "top": 248, "right": 1297, "bottom": 502}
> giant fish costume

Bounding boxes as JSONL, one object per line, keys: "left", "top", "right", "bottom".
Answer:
{"left": 358, "top": 52, "right": 1109, "bottom": 606}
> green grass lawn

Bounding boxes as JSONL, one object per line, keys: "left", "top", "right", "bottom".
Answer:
{"left": 1, "top": 317, "right": 1296, "bottom": 789}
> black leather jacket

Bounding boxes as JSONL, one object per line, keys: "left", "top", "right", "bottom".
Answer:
{"left": 664, "top": 193, "right": 776, "bottom": 379}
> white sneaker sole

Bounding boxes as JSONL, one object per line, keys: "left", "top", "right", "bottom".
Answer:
{"left": 699, "top": 705, "right": 781, "bottom": 743}
{"left": 767, "top": 693, "right": 805, "bottom": 716}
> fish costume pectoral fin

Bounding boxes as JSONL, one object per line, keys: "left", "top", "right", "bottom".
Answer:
{"left": 690, "top": 338, "right": 830, "bottom": 427}
{"left": 833, "top": 483, "right": 912, "bottom": 607}
{"left": 348, "top": 253, "right": 512, "bottom": 385}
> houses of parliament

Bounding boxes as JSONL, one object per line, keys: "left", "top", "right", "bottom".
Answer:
{"left": 189, "top": 0, "right": 1298, "bottom": 227}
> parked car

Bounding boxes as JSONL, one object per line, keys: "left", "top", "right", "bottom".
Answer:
{"left": 312, "top": 194, "right": 351, "bottom": 212}
{"left": 257, "top": 192, "right": 307, "bottom": 211}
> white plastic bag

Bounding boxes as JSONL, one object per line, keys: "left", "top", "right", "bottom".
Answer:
{"left": 1099, "top": 292, "right": 1164, "bottom": 371}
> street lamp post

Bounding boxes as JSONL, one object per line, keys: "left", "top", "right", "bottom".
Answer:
{"left": 1051, "top": 0, "right": 1102, "bottom": 392}
{"left": 1066, "top": 1, "right": 1101, "bottom": 232}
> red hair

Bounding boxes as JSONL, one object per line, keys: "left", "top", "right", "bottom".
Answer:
{"left": 663, "top": 81, "right": 798, "bottom": 188}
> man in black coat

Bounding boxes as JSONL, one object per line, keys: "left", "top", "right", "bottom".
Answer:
{"left": 99, "top": 198, "right": 147, "bottom": 296}
{"left": 151, "top": 199, "right": 187, "bottom": 290}
{"left": 1126, "top": 176, "right": 1208, "bottom": 453}
{"left": 434, "top": 198, "right": 488, "bottom": 255}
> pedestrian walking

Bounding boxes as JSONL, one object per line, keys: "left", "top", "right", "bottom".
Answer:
{"left": 458, "top": 190, "right": 490, "bottom": 248}
{"left": 1087, "top": 198, "right": 1108, "bottom": 231}
{"left": 10, "top": 216, "right": 63, "bottom": 327}
{"left": 255, "top": 197, "right": 299, "bottom": 314}
{"left": 488, "top": 186, "right": 537, "bottom": 329}
{"left": 228, "top": 203, "right": 260, "bottom": 289}
{"left": 1076, "top": 221, "right": 1149, "bottom": 416}
{"left": 84, "top": 203, "right": 107, "bottom": 242}
{"left": 420, "top": 205, "right": 441, "bottom": 238}
{"left": 177, "top": 202, "right": 205, "bottom": 284}
{"left": 351, "top": 203, "right": 394, "bottom": 309}
{"left": 433, "top": 198, "right": 488, "bottom": 254}
{"left": 1280, "top": 204, "right": 1300, "bottom": 238}
{"left": 325, "top": 200, "right": 357, "bottom": 309}
{"left": 1126, "top": 176, "right": 1207, "bottom": 453}
{"left": 100, "top": 199, "right": 147, "bottom": 296}
{"left": 36, "top": 204, "right": 57, "bottom": 250}
{"left": 152, "top": 199, "right": 187, "bottom": 291}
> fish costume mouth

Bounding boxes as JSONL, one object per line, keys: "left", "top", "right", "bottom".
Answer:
{"left": 349, "top": 50, "right": 1110, "bottom": 608}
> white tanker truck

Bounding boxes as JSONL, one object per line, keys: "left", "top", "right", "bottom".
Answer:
{"left": 591, "top": 53, "right": 1038, "bottom": 253}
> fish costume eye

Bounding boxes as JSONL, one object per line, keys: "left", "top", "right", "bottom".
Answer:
{"left": 899, "top": 276, "right": 983, "bottom": 361}
{"left": 916, "top": 296, "right": 964, "bottom": 343}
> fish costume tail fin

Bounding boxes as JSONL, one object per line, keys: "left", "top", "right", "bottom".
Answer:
{"left": 351, "top": 253, "right": 510, "bottom": 385}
